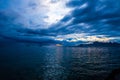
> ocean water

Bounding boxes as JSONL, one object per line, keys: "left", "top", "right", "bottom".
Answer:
{"left": 0, "top": 43, "right": 120, "bottom": 80}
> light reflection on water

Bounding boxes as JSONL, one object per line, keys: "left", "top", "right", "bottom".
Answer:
{"left": 0, "top": 44, "right": 120, "bottom": 80}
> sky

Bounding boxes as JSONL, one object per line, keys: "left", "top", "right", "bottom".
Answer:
{"left": 0, "top": 0, "right": 120, "bottom": 45}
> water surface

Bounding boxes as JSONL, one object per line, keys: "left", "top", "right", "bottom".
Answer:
{"left": 0, "top": 43, "right": 120, "bottom": 80}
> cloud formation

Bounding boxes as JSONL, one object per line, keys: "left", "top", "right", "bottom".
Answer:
{"left": 50, "top": 0, "right": 120, "bottom": 42}
{"left": 0, "top": 0, "right": 120, "bottom": 44}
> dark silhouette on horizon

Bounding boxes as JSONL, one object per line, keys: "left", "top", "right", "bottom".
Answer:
{"left": 77, "top": 42, "right": 120, "bottom": 47}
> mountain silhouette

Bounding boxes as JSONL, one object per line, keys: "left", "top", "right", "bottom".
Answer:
{"left": 77, "top": 42, "right": 120, "bottom": 47}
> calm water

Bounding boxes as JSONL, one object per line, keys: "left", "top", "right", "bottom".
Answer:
{"left": 0, "top": 43, "right": 120, "bottom": 80}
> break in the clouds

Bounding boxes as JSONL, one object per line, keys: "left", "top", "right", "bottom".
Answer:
{"left": 0, "top": 0, "right": 120, "bottom": 44}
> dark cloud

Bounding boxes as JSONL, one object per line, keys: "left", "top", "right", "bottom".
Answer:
{"left": 66, "top": 0, "right": 88, "bottom": 7}
{"left": 0, "top": 0, "right": 120, "bottom": 44}
{"left": 50, "top": 0, "right": 120, "bottom": 38}
{"left": 0, "top": 11, "right": 56, "bottom": 43}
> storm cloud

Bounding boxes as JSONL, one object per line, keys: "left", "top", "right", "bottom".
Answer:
{"left": 0, "top": 0, "right": 120, "bottom": 44}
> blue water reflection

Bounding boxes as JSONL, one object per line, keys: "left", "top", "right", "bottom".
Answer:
{"left": 0, "top": 44, "right": 120, "bottom": 80}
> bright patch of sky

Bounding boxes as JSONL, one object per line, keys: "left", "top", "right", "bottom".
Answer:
{"left": 55, "top": 34, "right": 112, "bottom": 42}
{"left": 42, "top": 0, "right": 72, "bottom": 26}
{"left": 1, "top": 0, "right": 72, "bottom": 29}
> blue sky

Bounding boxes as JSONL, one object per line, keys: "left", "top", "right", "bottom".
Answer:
{"left": 0, "top": 0, "right": 120, "bottom": 44}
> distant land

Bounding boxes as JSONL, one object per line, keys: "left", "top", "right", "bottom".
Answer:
{"left": 76, "top": 42, "right": 120, "bottom": 47}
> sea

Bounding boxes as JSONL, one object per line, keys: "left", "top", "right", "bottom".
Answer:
{"left": 0, "top": 43, "right": 120, "bottom": 80}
